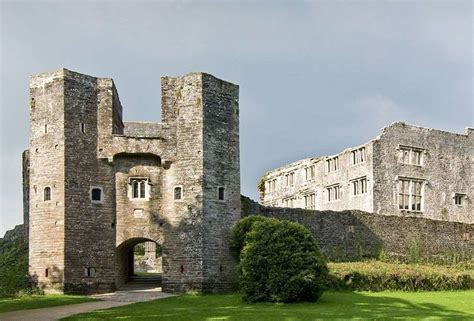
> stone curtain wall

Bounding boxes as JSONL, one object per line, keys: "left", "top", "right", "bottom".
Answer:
{"left": 242, "top": 196, "right": 473, "bottom": 261}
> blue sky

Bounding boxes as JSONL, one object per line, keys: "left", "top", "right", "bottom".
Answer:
{"left": 1, "top": 1, "right": 472, "bottom": 235}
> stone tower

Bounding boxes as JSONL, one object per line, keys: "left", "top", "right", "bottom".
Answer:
{"left": 25, "top": 69, "right": 240, "bottom": 293}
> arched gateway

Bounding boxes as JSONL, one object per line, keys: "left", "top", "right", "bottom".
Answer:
{"left": 25, "top": 69, "right": 241, "bottom": 294}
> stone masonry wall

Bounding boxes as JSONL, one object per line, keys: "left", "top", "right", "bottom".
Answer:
{"left": 373, "top": 122, "right": 473, "bottom": 223}
{"left": 260, "top": 142, "right": 374, "bottom": 213}
{"left": 202, "top": 74, "right": 240, "bottom": 290}
{"left": 260, "top": 122, "right": 472, "bottom": 224}
{"left": 29, "top": 70, "right": 67, "bottom": 292}
{"left": 242, "top": 196, "right": 473, "bottom": 261}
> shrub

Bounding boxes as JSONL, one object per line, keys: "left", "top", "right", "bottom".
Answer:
{"left": 0, "top": 239, "right": 41, "bottom": 297}
{"left": 239, "top": 218, "right": 328, "bottom": 303}
{"left": 230, "top": 215, "right": 273, "bottom": 255}
{"left": 327, "top": 261, "right": 473, "bottom": 291}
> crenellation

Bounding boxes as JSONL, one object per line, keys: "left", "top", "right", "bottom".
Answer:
{"left": 26, "top": 68, "right": 241, "bottom": 294}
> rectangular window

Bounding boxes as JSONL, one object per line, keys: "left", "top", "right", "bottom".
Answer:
{"left": 285, "top": 172, "right": 295, "bottom": 186}
{"left": 399, "top": 146, "right": 424, "bottom": 166}
{"left": 267, "top": 179, "right": 277, "bottom": 193}
{"left": 305, "top": 166, "right": 315, "bottom": 180}
{"left": 218, "top": 187, "right": 225, "bottom": 200}
{"left": 90, "top": 187, "right": 103, "bottom": 203}
{"left": 130, "top": 178, "right": 148, "bottom": 199}
{"left": 304, "top": 193, "right": 316, "bottom": 210}
{"left": 398, "top": 178, "right": 424, "bottom": 212}
{"left": 84, "top": 267, "right": 96, "bottom": 277}
{"left": 351, "top": 177, "right": 368, "bottom": 195}
{"left": 326, "top": 156, "right": 339, "bottom": 173}
{"left": 283, "top": 197, "right": 296, "bottom": 208}
{"left": 351, "top": 147, "right": 366, "bottom": 165}
{"left": 327, "top": 185, "right": 341, "bottom": 202}
{"left": 454, "top": 193, "right": 465, "bottom": 206}
{"left": 174, "top": 186, "right": 182, "bottom": 200}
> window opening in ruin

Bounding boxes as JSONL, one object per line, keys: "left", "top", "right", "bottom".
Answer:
{"left": 80, "top": 123, "right": 86, "bottom": 133}
{"left": 44, "top": 187, "right": 51, "bottom": 201}
{"left": 267, "top": 179, "right": 277, "bottom": 192}
{"left": 352, "top": 177, "right": 367, "bottom": 195}
{"left": 218, "top": 187, "right": 225, "bottom": 200}
{"left": 45, "top": 268, "right": 49, "bottom": 277}
{"left": 180, "top": 265, "right": 184, "bottom": 273}
{"left": 91, "top": 187, "right": 103, "bottom": 202}
{"left": 327, "top": 185, "right": 341, "bottom": 202}
{"left": 399, "top": 146, "right": 424, "bottom": 166}
{"left": 285, "top": 172, "right": 295, "bottom": 186}
{"left": 454, "top": 193, "right": 465, "bottom": 206}
{"left": 219, "top": 265, "right": 223, "bottom": 273}
{"left": 44, "top": 124, "right": 48, "bottom": 133}
{"left": 304, "top": 193, "right": 316, "bottom": 210}
{"left": 398, "top": 178, "right": 423, "bottom": 211}
{"left": 174, "top": 186, "right": 182, "bottom": 200}
{"left": 326, "top": 156, "right": 339, "bottom": 173}
{"left": 283, "top": 197, "right": 296, "bottom": 208}
{"left": 130, "top": 178, "right": 148, "bottom": 199}
{"left": 463, "top": 232, "right": 470, "bottom": 241}
{"left": 351, "top": 147, "right": 365, "bottom": 165}
{"left": 305, "top": 165, "right": 316, "bottom": 179}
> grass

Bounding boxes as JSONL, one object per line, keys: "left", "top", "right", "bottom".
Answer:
{"left": 62, "top": 290, "right": 474, "bottom": 320}
{"left": 0, "top": 295, "right": 96, "bottom": 313}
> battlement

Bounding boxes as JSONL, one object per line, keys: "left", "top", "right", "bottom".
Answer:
{"left": 25, "top": 69, "right": 241, "bottom": 294}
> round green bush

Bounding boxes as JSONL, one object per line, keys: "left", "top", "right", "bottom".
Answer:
{"left": 239, "top": 218, "right": 328, "bottom": 303}
{"left": 230, "top": 215, "right": 274, "bottom": 255}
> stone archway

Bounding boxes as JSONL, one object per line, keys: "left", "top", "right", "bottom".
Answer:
{"left": 116, "top": 237, "right": 162, "bottom": 288}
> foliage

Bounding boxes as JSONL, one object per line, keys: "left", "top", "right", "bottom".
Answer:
{"left": 230, "top": 215, "right": 272, "bottom": 254}
{"left": 134, "top": 243, "right": 145, "bottom": 256}
{"left": 0, "top": 294, "right": 96, "bottom": 313}
{"left": 0, "top": 239, "right": 41, "bottom": 297}
{"left": 327, "top": 261, "right": 473, "bottom": 291}
{"left": 238, "top": 218, "right": 328, "bottom": 303}
{"left": 62, "top": 291, "right": 474, "bottom": 320}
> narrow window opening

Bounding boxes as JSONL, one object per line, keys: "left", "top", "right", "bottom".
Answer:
{"left": 180, "top": 265, "right": 184, "bottom": 273}
{"left": 45, "top": 268, "right": 49, "bottom": 277}
{"left": 91, "top": 188, "right": 102, "bottom": 202}
{"left": 85, "top": 267, "right": 96, "bottom": 277}
{"left": 44, "top": 124, "right": 48, "bottom": 133}
{"left": 454, "top": 194, "right": 465, "bottom": 206}
{"left": 80, "top": 123, "right": 85, "bottom": 133}
{"left": 463, "top": 232, "right": 470, "bottom": 241}
{"left": 218, "top": 187, "right": 225, "bottom": 200}
{"left": 174, "top": 187, "right": 182, "bottom": 200}
{"left": 219, "top": 265, "right": 223, "bottom": 273}
{"left": 44, "top": 187, "right": 51, "bottom": 201}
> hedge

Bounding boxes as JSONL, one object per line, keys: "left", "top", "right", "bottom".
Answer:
{"left": 327, "top": 261, "right": 473, "bottom": 291}
{"left": 0, "top": 239, "right": 41, "bottom": 297}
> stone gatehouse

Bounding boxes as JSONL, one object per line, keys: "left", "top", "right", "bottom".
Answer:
{"left": 23, "top": 69, "right": 240, "bottom": 294}
{"left": 260, "top": 122, "right": 473, "bottom": 223}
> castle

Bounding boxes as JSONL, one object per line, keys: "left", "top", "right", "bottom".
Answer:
{"left": 21, "top": 68, "right": 472, "bottom": 295}
{"left": 23, "top": 69, "right": 240, "bottom": 293}
{"left": 260, "top": 122, "right": 473, "bottom": 224}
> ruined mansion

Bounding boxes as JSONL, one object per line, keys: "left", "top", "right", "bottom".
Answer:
{"left": 260, "top": 122, "right": 473, "bottom": 224}
{"left": 21, "top": 68, "right": 472, "bottom": 295}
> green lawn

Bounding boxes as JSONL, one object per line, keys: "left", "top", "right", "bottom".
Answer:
{"left": 63, "top": 291, "right": 474, "bottom": 320}
{"left": 0, "top": 295, "right": 96, "bottom": 313}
